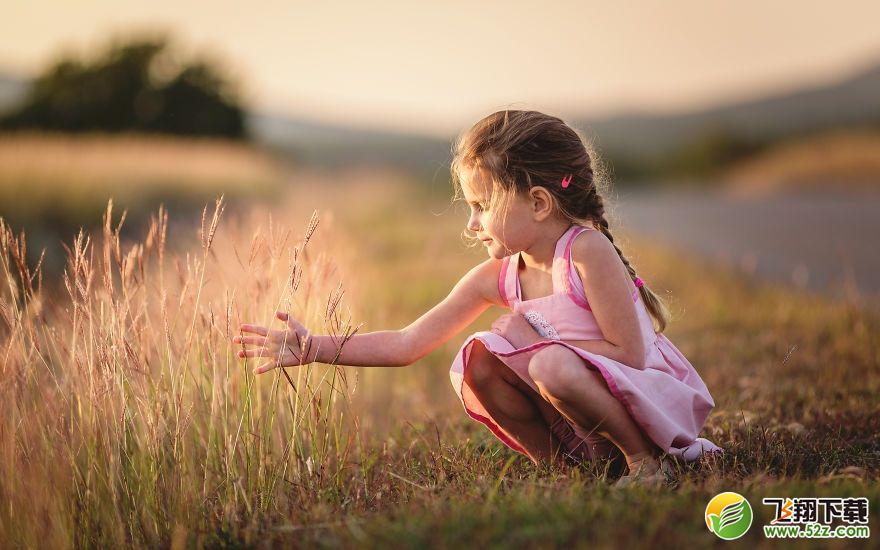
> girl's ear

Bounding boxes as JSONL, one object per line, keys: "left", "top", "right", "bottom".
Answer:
{"left": 528, "top": 186, "right": 555, "bottom": 221}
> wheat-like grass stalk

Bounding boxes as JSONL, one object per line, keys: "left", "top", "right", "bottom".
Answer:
{"left": 0, "top": 199, "right": 364, "bottom": 547}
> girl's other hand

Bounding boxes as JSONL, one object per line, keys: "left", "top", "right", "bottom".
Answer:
{"left": 233, "top": 311, "right": 313, "bottom": 374}
{"left": 490, "top": 312, "right": 544, "bottom": 349}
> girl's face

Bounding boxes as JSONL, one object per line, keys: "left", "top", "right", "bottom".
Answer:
{"left": 460, "top": 166, "right": 535, "bottom": 259}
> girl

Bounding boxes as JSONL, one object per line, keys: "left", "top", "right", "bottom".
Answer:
{"left": 234, "top": 110, "right": 722, "bottom": 487}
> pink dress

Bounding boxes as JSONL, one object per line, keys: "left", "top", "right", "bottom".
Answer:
{"left": 449, "top": 224, "right": 722, "bottom": 464}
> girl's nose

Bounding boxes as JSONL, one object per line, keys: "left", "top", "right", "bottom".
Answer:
{"left": 467, "top": 214, "right": 482, "bottom": 232}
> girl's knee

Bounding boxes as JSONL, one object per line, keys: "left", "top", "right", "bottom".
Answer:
{"left": 463, "top": 341, "right": 505, "bottom": 390}
{"left": 528, "top": 344, "right": 593, "bottom": 398}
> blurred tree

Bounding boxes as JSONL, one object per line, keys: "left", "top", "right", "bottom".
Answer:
{"left": 0, "top": 35, "right": 246, "bottom": 138}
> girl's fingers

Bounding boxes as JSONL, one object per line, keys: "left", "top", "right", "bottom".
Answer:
{"left": 253, "top": 360, "right": 303, "bottom": 375}
{"left": 287, "top": 316, "right": 304, "bottom": 331}
{"left": 277, "top": 310, "right": 308, "bottom": 334}
{"left": 237, "top": 347, "right": 278, "bottom": 358}
{"left": 253, "top": 361, "right": 277, "bottom": 375}
{"left": 239, "top": 324, "right": 269, "bottom": 336}
{"left": 233, "top": 335, "right": 267, "bottom": 346}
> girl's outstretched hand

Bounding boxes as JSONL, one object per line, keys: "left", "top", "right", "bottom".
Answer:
{"left": 233, "top": 311, "right": 313, "bottom": 374}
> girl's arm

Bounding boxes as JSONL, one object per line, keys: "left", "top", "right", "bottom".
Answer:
{"left": 566, "top": 229, "right": 647, "bottom": 369}
{"left": 395, "top": 258, "right": 502, "bottom": 364}
{"left": 236, "top": 258, "right": 504, "bottom": 372}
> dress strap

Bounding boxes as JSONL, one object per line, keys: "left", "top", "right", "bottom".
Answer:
{"left": 553, "top": 224, "right": 641, "bottom": 310}
{"left": 497, "top": 256, "right": 511, "bottom": 307}
{"left": 499, "top": 254, "right": 521, "bottom": 307}
{"left": 554, "top": 225, "right": 592, "bottom": 310}
{"left": 549, "top": 224, "right": 578, "bottom": 292}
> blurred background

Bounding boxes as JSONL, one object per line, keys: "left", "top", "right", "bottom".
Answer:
{"left": 2, "top": 0, "right": 879, "bottom": 296}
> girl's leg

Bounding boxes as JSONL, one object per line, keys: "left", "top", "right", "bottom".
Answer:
{"left": 464, "top": 341, "right": 568, "bottom": 467}
{"left": 527, "top": 345, "right": 663, "bottom": 472}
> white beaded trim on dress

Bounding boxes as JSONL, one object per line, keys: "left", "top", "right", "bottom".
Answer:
{"left": 522, "top": 310, "right": 560, "bottom": 340}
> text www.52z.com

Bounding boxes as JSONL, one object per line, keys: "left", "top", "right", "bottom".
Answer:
{"left": 763, "top": 523, "right": 870, "bottom": 539}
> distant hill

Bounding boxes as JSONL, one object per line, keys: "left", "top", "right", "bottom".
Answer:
{"left": 576, "top": 59, "right": 880, "bottom": 158}
{"left": 249, "top": 113, "right": 452, "bottom": 174}
{"left": 251, "top": 58, "right": 880, "bottom": 176}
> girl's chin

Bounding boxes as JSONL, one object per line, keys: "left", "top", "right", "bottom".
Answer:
{"left": 481, "top": 239, "right": 509, "bottom": 258}
{"left": 484, "top": 243, "right": 503, "bottom": 258}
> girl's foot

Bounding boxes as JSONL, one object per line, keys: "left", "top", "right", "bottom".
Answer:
{"left": 613, "top": 456, "right": 674, "bottom": 488}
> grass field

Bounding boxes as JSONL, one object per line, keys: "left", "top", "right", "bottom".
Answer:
{"left": 0, "top": 132, "right": 283, "bottom": 271}
{"left": 724, "top": 129, "right": 880, "bottom": 195}
{"left": 0, "top": 167, "right": 877, "bottom": 548}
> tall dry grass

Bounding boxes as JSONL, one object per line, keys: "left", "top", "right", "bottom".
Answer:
{"left": 0, "top": 196, "right": 365, "bottom": 547}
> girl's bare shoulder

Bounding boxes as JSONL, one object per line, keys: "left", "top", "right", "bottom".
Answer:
{"left": 460, "top": 257, "right": 507, "bottom": 308}
{"left": 570, "top": 228, "right": 618, "bottom": 266}
{"left": 569, "top": 228, "right": 631, "bottom": 289}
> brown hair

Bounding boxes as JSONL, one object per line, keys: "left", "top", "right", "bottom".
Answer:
{"left": 451, "top": 109, "right": 670, "bottom": 333}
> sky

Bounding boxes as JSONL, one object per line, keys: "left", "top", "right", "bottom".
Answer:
{"left": 2, "top": 0, "right": 879, "bottom": 138}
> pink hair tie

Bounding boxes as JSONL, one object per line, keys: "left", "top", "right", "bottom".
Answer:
{"left": 561, "top": 174, "right": 572, "bottom": 188}
{"left": 634, "top": 277, "right": 644, "bottom": 289}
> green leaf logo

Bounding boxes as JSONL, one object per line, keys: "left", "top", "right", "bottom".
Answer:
{"left": 705, "top": 492, "right": 753, "bottom": 540}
